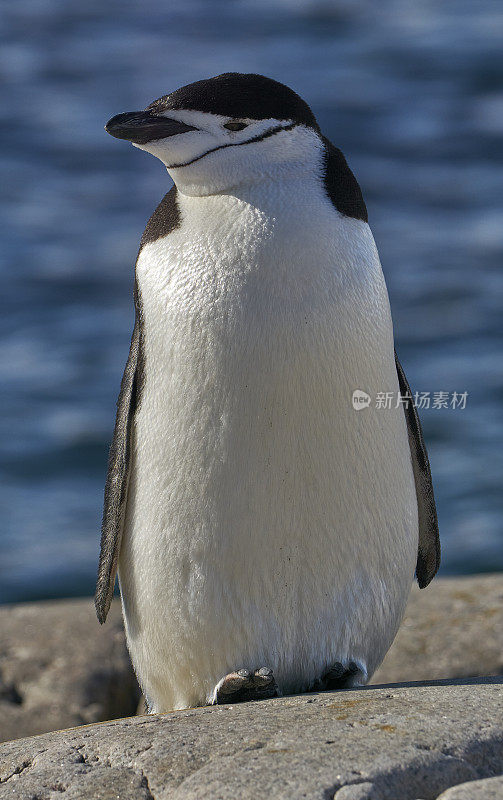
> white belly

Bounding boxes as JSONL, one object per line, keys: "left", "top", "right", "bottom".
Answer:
{"left": 118, "top": 186, "right": 418, "bottom": 711}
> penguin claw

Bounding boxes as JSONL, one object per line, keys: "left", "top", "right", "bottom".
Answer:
{"left": 314, "top": 660, "right": 363, "bottom": 691}
{"left": 212, "top": 666, "right": 278, "bottom": 704}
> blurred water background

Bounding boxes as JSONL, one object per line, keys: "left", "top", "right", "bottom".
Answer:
{"left": 1, "top": 0, "right": 502, "bottom": 603}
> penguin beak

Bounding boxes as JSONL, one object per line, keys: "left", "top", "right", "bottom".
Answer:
{"left": 105, "top": 111, "right": 198, "bottom": 145}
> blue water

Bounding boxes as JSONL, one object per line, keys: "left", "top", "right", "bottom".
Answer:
{"left": 1, "top": 1, "right": 502, "bottom": 603}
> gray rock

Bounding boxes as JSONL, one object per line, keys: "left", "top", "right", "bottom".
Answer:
{"left": 0, "top": 575, "right": 501, "bottom": 745}
{"left": 334, "top": 783, "right": 384, "bottom": 799}
{"left": 0, "top": 598, "right": 139, "bottom": 744}
{"left": 373, "top": 574, "right": 503, "bottom": 684}
{"left": 436, "top": 775, "right": 503, "bottom": 799}
{"left": 0, "top": 679, "right": 501, "bottom": 800}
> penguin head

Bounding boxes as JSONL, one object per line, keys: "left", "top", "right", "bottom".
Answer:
{"left": 105, "top": 73, "right": 323, "bottom": 195}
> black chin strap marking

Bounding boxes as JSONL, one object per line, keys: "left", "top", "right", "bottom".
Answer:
{"left": 166, "top": 122, "right": 297, "bottom": 169}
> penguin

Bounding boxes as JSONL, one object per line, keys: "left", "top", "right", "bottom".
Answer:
{"left": 96, "top": 73, "right": 440, "bottom": 712}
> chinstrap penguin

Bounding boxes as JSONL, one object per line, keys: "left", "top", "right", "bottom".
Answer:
{"left": 96, "top": 73, "right": 440, "bottom": 711}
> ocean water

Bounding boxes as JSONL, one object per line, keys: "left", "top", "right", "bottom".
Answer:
{"left": 1, "top": 0, "right": 502, "bottom": 603}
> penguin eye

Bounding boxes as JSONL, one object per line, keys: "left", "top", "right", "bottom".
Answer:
{"left": 223, "top": 121, "right": 248, "bottom": 131}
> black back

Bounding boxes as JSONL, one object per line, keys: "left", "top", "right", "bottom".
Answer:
{"left": 140, "top": 184, "right": 181, "bottom": 249}
{"left": 321, "top": 137, "right": 368, "bottom": 223}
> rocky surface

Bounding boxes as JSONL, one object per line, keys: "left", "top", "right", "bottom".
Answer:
{"left": 436, "top": 775, "right": 503, "bottom": 799}
{"left": 0, "top": 679, "right": 501, "bottom": 800}
{"left": 372, "top": 574, "right": 503, "bottom": 684}
{"left": 0, "top": 598, "right": 139, "bottom": 744}
{"left": 0, "top": 574, "right": 501, "bottom": 747}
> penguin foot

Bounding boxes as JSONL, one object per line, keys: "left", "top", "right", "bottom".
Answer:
{"left": 315, "top": 661, "right": 362, "bottom": 691}
{"left": 212, "top": 667, "right": 278, "bottom": 705}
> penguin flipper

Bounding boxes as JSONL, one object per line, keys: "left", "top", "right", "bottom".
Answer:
{"left": 95, "top": 313, "right": 141, "bottom": 623}
{"left": 395, "top": 351, "right": 441, "bottom": 588}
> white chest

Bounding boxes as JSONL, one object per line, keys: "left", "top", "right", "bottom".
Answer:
{"left": 119, "top": 181, "right": 417, "bottom": 710}
{"left": 135, "top": 182, "right": 391, "bottom": 399}
{"left": 132, "top": 187, "right": 397, "bottom": 509}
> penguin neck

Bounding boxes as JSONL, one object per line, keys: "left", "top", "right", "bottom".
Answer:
{"left": 167, "top": 169, "right": 339, "bottom": 254}
{"left": 166, "top": 128, "right": 325, "bottom": 199}
{"left": 170, "top": 163, "right": 319, "bottom": 203}
{"left": 176, "top": 169, "right": 320, "bottom": 212}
